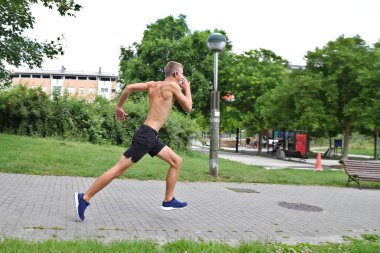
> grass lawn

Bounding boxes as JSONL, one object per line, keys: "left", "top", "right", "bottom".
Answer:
{"left": 311, "top": 144, "right": 376, "bottom": 157}
{"left": 1, "top": 235, "right": 380, "bottom": 253}
{"left": 312, "top": 146, "right": 375, "bottom": 157}
{"left": 347, "top": 148, "right": 375, "bottom": 156}
{"left": 1, "top": 134, "right": 380, "bottom": 188}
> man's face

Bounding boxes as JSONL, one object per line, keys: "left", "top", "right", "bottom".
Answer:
{"left": 176, "top": 68, "right": 185, "bottom": 84}
{"left": 177, "top": 68, "right": 184, "bottom": 77}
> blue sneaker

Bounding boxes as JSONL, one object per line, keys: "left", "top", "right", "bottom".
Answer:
{"left": 74, "top": 192, "right": 90, "bottom": 221}
{"left": 161, "top": 197, "right": 187, "bottom": 210}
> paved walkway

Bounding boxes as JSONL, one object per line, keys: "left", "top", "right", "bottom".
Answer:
{"left": 192, "top": 145, "right": 339, "bottom": 170}
{"left": 1, "top": 173, "right": 379, "bottom": 245}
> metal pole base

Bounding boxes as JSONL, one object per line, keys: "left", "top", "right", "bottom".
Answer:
{"left": 209, "top": 150, "right": 218, "bottom": 177}
{"left": 209, "top": 91, "right": 220, "bottom": 178}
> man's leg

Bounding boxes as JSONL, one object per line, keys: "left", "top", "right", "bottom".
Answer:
{"left": 75, "top": 155, "right": 134, "bottom": 221}
{"left": 83, "top": 155, "right": 134, "bottom": 202}
{"left": 156, "top": 146, "right": 182, "bottom": 202}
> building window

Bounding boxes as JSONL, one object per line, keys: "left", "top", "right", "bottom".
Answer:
{"left": 79, "top": 88, "right": 84, "bottom": 95}
{"left": 65, "top": 76, "right": 77, "bottom": 80}
{"left": 52, "top": 75, "right": 63, "bottom": 79}
{"left": 32, "top": 75, "right": 41, "bottom": 78}
{"left": 89, "top": 76, "right": 96, "bottom": 80}
{"left": 89, "top": 88, "right": 94, "bottom": 94}
{"left": 111, "top": 89, "right": 116, "bottom": 93}
{"left": 111, "top": 78, "right": 116, "bottom": 82}
{"left": 78, "top": 76, "right": 87, "bottom": 80}
{"left": 67, "top": 88, "right": 75, "bottom": 94}
{"left": 42, "top": 75, "right": 50, "bottom": 79}
{"left": 21, "top": 74, "right": 30, "bottom": 78}
{"left": 101, "top": 88, "right": 109, "bottom": 93}
{"left": 100, "top": 77, "right": 111, "bottom": 81}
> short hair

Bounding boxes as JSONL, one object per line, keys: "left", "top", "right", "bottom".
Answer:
{"left": 165, "top": 61, "right": 184, "bottom": 77}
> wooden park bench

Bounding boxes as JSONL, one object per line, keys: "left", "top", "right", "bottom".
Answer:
{"left": 340, "top": 159, "right": 380, "bottom": 189}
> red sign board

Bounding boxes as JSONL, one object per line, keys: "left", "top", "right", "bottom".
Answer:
{"left": 295, "top": 134, "right": 307, "bottom": 156}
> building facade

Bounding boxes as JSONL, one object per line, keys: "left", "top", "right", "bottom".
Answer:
{"left": 10, "top": 67, "right": 119, "bottom": 101}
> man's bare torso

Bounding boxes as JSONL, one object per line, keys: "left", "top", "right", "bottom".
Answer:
{"left": 144, "top": 81, "right": 176, "bottom": 131}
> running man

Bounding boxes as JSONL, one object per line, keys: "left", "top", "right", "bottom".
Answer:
{"left": 75, "top": 61, "right": 192, "bottom": 221}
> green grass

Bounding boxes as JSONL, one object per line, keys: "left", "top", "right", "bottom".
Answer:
{"left": 23, "top": 226, "right": 63, "bottom": 230}
{"left": 1, "top": 235, "right": 380, "bottom": 253}
{"left": 312, "top": 147, "right": 374, "bottom": 157}
{"left": 311, "top": 134, "right": 377, "bottom": 157}
{"left": 347, "top": 148, "right": 374, "bottom": 156}
{"left": 1, "top": 134, "right": 380, "bottom": 188}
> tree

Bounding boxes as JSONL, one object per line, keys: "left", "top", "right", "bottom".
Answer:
{"left": 119, "top": 15, "right": 234, "bottom": 129}
{"left": 0, "top": 0, "right": 81, "bottom": 84}
{"left": 224, "top": 49, "right": 289, "bottom": 152}
{"left": 356, "top": 42, "right": 380, "bottom": 159}
{"left": 119, "top": 15, "right": 193, "bottom": 84}
{"left": 257, "top": 69, "right": 341, "bottom": 155}
{"left": 305, "top": 35, "right": 379, "bottom": 159}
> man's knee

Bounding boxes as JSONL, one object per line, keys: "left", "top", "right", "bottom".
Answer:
{"left": 113, "top": 158, "right": 132, "bottom": 177}
{"left": 112, "top": 166, "right": 125, "bottom": 177}
{"left": 172, "top": 156, "right": 182, "bottom": 168}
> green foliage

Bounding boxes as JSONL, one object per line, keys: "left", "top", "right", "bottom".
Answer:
{"left": 159, "top": 111, "right": 199, "bottom": 150}
{"left": 0, "top": 86, "right": 198, "bottom": 149}
{"left": 255, "top": 35, "right": 379, "bottom": 155}
{"left": 0, "top": 0, "right": 81, "bottom": 84}
{"left": 356, "top": 41, "right": 380, "bottom": 133}
{"left": 305, "top": 35, "right": 378, "bottom": 129}
{"left": 143, "top": 14, "right": 190, "bottom": 42}
{"left": 361, "top": 234, "right": 380, "bottom": 242}
{"left": 303, "top": 35, "right": 380, "bottom": 157}
{"left": 257, "top": 70, "right": 339, "bottom": 137}
{"left": 223, "top": 49, "right": 289, "bottom": 133}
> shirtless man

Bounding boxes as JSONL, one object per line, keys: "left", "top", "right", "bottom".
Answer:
{"left": 75, "top": 61, "right": 192, "bottom": 221}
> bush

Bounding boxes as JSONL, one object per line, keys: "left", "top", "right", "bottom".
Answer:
{"left": 0, "top": 86, "right": 199, "bottom": 150}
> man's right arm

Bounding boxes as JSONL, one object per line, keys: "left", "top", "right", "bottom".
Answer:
{"left": 116, "top": 82, "right": 150, "bottom": 121}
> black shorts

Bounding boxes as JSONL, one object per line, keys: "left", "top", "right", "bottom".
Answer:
{"left": 123, "top": 125, "right": 166, "bottom": 163}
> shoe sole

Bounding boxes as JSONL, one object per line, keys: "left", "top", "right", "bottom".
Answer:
{"left": 161, "top": 206, "right": 187, "bottom": 211}
{"left": 74, "top": 192, "right": 83, "bottom": 221}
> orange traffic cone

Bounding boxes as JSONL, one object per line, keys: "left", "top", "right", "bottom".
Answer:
{"left": 315, "top": 152, "right": 323, "bottom": 171}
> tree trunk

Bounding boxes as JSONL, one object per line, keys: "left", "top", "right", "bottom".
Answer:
{"left": 375, "top": 129, "right": 379, "bottom": 160}
{"left": 284, "top": 130, "right": 289, "bottom": 150}
{"left": 342, "top": 120, "right": 352, "bottom": 160}
{"left": 258, "top": 131, "right": 263, "bottom": 154}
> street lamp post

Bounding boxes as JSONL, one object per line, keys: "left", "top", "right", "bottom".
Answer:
{"left": 207, "top": 33, "right": 227, "bottom": 177}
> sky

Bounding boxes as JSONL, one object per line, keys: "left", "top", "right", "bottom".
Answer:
{"left": 16, "top": 0, "right": 380, "bottom": 75}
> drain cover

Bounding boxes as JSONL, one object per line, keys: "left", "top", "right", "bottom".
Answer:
{"left": 278, "top": 201, "right": 323, "bottom": 212}
{"left": 226, "top": 187, "right": 259, "bottom": 193}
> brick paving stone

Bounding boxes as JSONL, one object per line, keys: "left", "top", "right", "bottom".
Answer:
{"left": 0, "top": 172, "right": 379, "bottom": 244}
